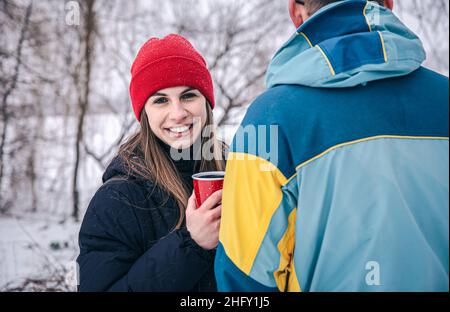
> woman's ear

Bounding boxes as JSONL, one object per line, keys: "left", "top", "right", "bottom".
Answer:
{"left": 288, "top": 0, "right": 304, "bottom": 29}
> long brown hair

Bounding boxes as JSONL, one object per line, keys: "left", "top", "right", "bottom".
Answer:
{"left": 117, "top": 103, "right": 226, "bottom": 230}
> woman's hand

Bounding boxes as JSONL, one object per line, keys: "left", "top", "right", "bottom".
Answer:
{"left": 185, "top": 190, "right": 222, "bottom": 250}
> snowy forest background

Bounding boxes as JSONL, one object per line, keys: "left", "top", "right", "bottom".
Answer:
{"left": 0, "top": 0, "right": 449, "bottom": 291}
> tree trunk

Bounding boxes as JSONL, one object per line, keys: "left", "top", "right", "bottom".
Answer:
{"left": 0, "top": 2, "right": 33, "bottom": 212}
{"left": 72, "top": 0, "right": 96, "bottom": 221}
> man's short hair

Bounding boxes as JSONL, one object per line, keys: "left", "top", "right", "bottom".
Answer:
{"left": 302, "top": 0, "right": 385, "bottom": 15}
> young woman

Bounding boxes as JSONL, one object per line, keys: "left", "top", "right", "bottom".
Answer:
{"left": 77, "top": 34, "right": 226, "bottom": 292}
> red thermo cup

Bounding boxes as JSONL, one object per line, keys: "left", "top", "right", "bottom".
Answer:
{"left": 192, "top": 171, "right": 225, "bottom": 208}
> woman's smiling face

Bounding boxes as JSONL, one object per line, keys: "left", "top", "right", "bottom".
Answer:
{"left": 144, "top": 86, "right": 208, "bottom": 150}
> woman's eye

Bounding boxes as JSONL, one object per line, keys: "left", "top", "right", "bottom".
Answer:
{"left": 153, "top": 97, "right": 168, "bottom": 104}
{"left": 181, "top": 93, "right": 198, "bottom": 101}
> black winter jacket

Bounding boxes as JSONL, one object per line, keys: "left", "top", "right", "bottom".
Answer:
{"left": 76, "top": 143, "right": 217, "bottom": 292}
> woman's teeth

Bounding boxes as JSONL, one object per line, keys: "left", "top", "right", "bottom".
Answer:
{"left": 170, "top": 126, "right": 190, "bottom": 133}
{"left": 167, "top": 125, "right": 193, "bottom": 138}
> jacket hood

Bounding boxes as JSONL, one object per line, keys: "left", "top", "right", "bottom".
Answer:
{"left": 102, "top": 156, "right": 135, "bottom": 183}
{"left": 266, "top": 0, "right": 426, "bottom": 89}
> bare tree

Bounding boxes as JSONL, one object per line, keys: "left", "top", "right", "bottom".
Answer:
{"left": 0, "top": 0, "right": 33, "bottom": 212}
{"left": 397, "top": 0, "right": 449, "bottom": 76}
{"left": 72, "top": 0, "right": 96, "bottom": 221}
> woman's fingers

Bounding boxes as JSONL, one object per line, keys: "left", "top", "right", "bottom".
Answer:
{"left": 198, "top": 189, "right": 223, "bottom": 211}
{"left": 214, "top": 219, "right": 221, "bottom": 230}
{"left": 208, "top": 204, "right": 222, "bottom": 221}
{"left": 186, "top": 192, "right": 197, "bottom": 212}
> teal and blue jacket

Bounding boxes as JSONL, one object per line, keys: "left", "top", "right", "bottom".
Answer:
{"left": 215, "top": 0, "right": 449, "bottom": 291}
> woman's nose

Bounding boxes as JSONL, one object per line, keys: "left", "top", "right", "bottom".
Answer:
{"left": 169, "top": 101, "right": 189, "bottom": 121}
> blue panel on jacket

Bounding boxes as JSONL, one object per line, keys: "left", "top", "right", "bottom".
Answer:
{"left": 319, "top": 32, "right": 385, "bottom": 74}
{"left": 236, "top": 67, "right": 449, "bottom": 179}
{"left": 214, "top": 243, "right": 279, "bottom": 292}
{"left": 301, "top": 0, "right": 370, "bottom": 45}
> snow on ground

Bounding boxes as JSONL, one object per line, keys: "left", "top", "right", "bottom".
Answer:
{"left": 0, "top": 215, "right": 80, "bottom": 291}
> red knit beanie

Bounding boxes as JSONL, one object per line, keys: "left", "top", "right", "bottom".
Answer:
{"left": 129, "top": 34, "right": 215, "bottom": 121}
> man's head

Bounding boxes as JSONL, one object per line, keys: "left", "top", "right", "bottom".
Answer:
{"left": 288, "top": 0, "right": 394, "bottom": 28}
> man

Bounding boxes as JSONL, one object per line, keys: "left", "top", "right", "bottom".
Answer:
{"left": 215, "top": 0, "right": 449, "bottom": 291}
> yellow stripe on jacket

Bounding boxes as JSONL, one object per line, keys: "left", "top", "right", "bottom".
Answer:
{"left": 220, "top": 152, "right": 288, "bottom": 276}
